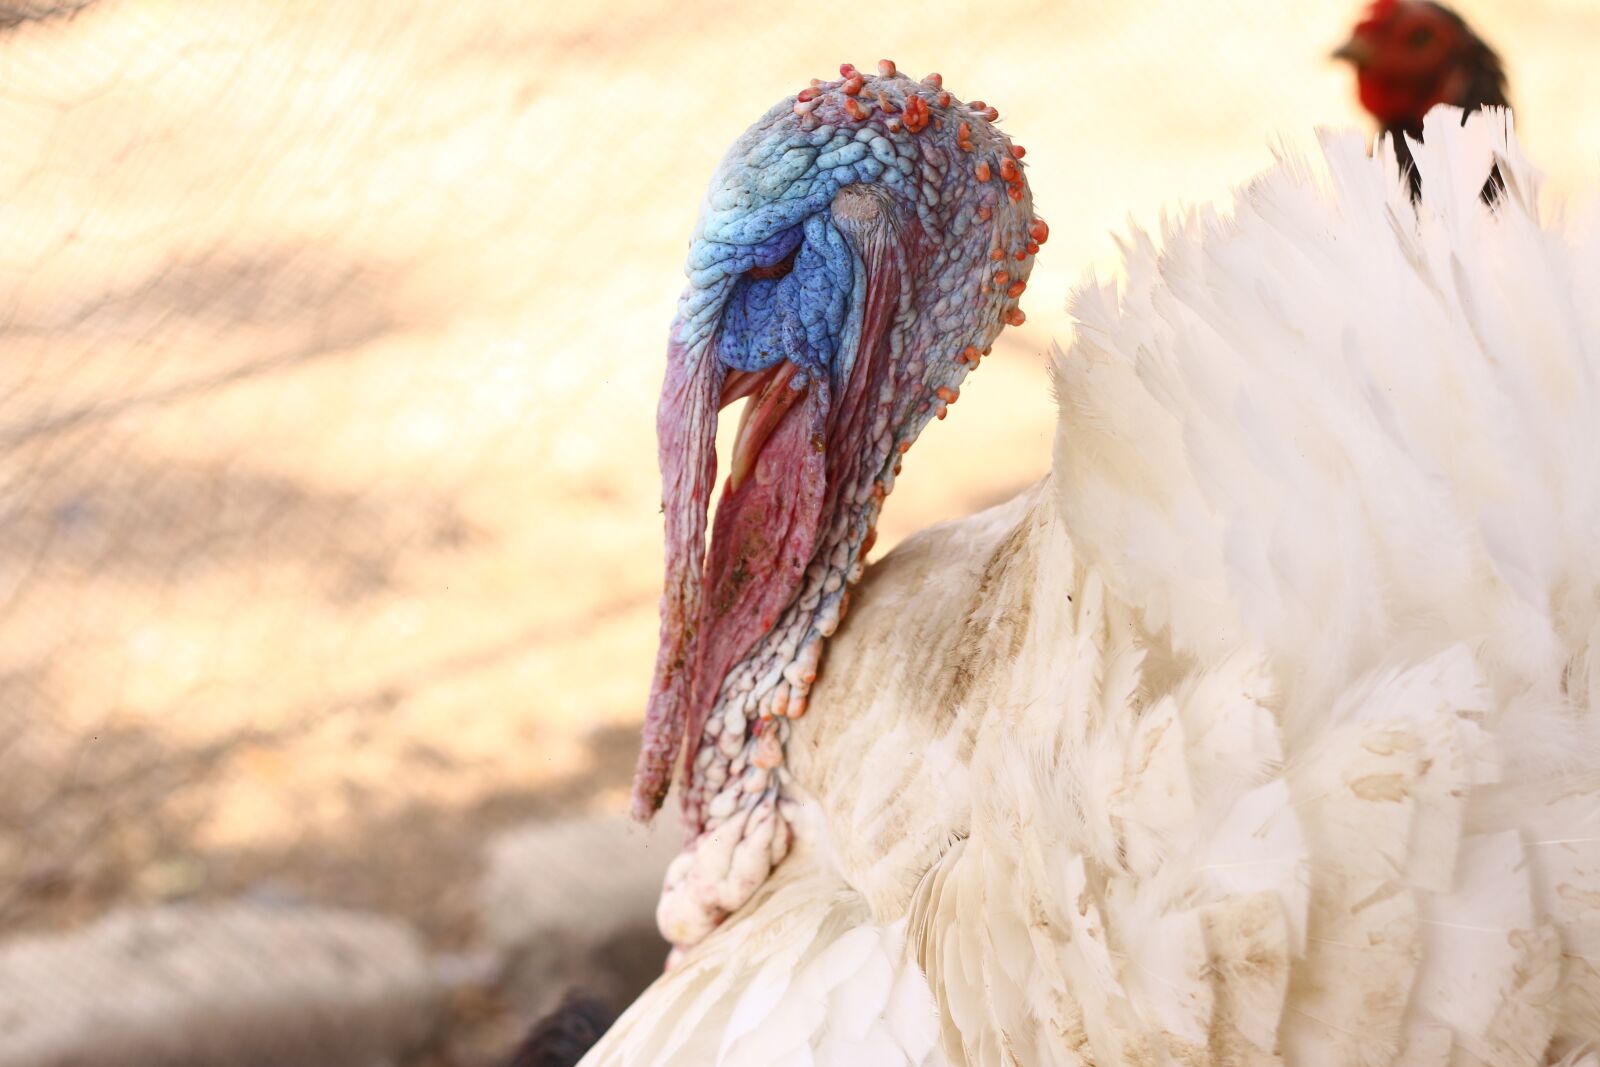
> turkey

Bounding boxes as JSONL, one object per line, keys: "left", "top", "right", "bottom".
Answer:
{"left": 1334, "top": 0, "right": 1509, "bottom": 199}
{"left": 597, "top": 59, "right": 1600, "bottom": 1066}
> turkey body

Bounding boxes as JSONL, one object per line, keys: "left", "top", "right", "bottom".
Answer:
{"left": 583, "top": 109, "right": 1600, "bottom": 1066}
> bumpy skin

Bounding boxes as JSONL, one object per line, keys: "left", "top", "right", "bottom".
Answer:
{"left": 634, "top": 61, "right": 1045, "bottom": 949}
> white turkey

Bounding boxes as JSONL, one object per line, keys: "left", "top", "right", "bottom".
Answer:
{"left": 593, "top": 58, "right": 1600, "bottom": 1066}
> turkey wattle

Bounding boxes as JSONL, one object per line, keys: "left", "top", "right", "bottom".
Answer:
{"left": 631, "top": 60, "right": 1041, "bottom": 949}
{"left": 601, "top": 85, "right": 1600, "bottom": 1066}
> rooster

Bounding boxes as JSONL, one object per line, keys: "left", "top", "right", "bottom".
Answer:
{"left": 584, "top": 61, "right": 1600, "bottom": 1066}
{"left": 1334, "top": 0, "right": 1509, "bottom": 198}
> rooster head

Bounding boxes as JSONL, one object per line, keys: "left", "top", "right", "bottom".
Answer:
{"left": 1333, "top": 0, "right": 1508, "bottom": 132}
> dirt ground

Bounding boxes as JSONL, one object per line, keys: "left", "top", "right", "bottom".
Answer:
{"left": 1, "top": 0, "right": 1595, "bottom": 1062}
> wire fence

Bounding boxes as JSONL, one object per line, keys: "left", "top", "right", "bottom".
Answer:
{"left": 1, "top": 0, "right": 1594, "bottom": 1063}
{"left": 0, "top": 3, "right": 692, "bottom": 1061}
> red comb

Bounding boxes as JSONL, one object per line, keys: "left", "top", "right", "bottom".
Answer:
{"left": 1355, "top": 0, "right": 1400, "bottom": 32}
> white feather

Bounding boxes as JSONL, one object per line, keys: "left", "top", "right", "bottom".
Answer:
{"left": 583, "top": 108, "right": 1600, "bottom": 1067}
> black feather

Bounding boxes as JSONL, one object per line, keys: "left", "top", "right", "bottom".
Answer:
{"left": 504, "top": 990, "right": 617, "bottom": 1067}
{"left": 1384, "top": 2, "right": 1510, "bottom": 203}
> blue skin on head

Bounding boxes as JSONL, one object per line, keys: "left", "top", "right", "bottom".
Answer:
{"left": 714, "top": 216, "right": 851, "bottom": 383}
{"left": 685, "top": 113, "right": 892, "bottom": 386}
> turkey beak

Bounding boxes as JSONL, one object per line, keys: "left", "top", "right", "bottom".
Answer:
{"left": 721, "top": 362, "right": 808, "bottom": 495}
{"left": 1333, "top": 36, "right": 1374, "bottom": 67}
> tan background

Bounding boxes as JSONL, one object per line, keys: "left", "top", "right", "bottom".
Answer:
{"left": 1, "top": 0, "right": 1595, "bottom": 1058}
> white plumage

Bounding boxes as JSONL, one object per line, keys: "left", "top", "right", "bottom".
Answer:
{"left": 583, "top": 109, "right": 1600, "bottom": 1066}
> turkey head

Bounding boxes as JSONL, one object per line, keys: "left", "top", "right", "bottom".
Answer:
{"left": 633, "top": 60, "right": 1041, "bottom": 945}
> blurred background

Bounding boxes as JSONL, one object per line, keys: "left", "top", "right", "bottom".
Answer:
{"left": 0, "top": 0, "right": 1594, "bottom": 1063}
